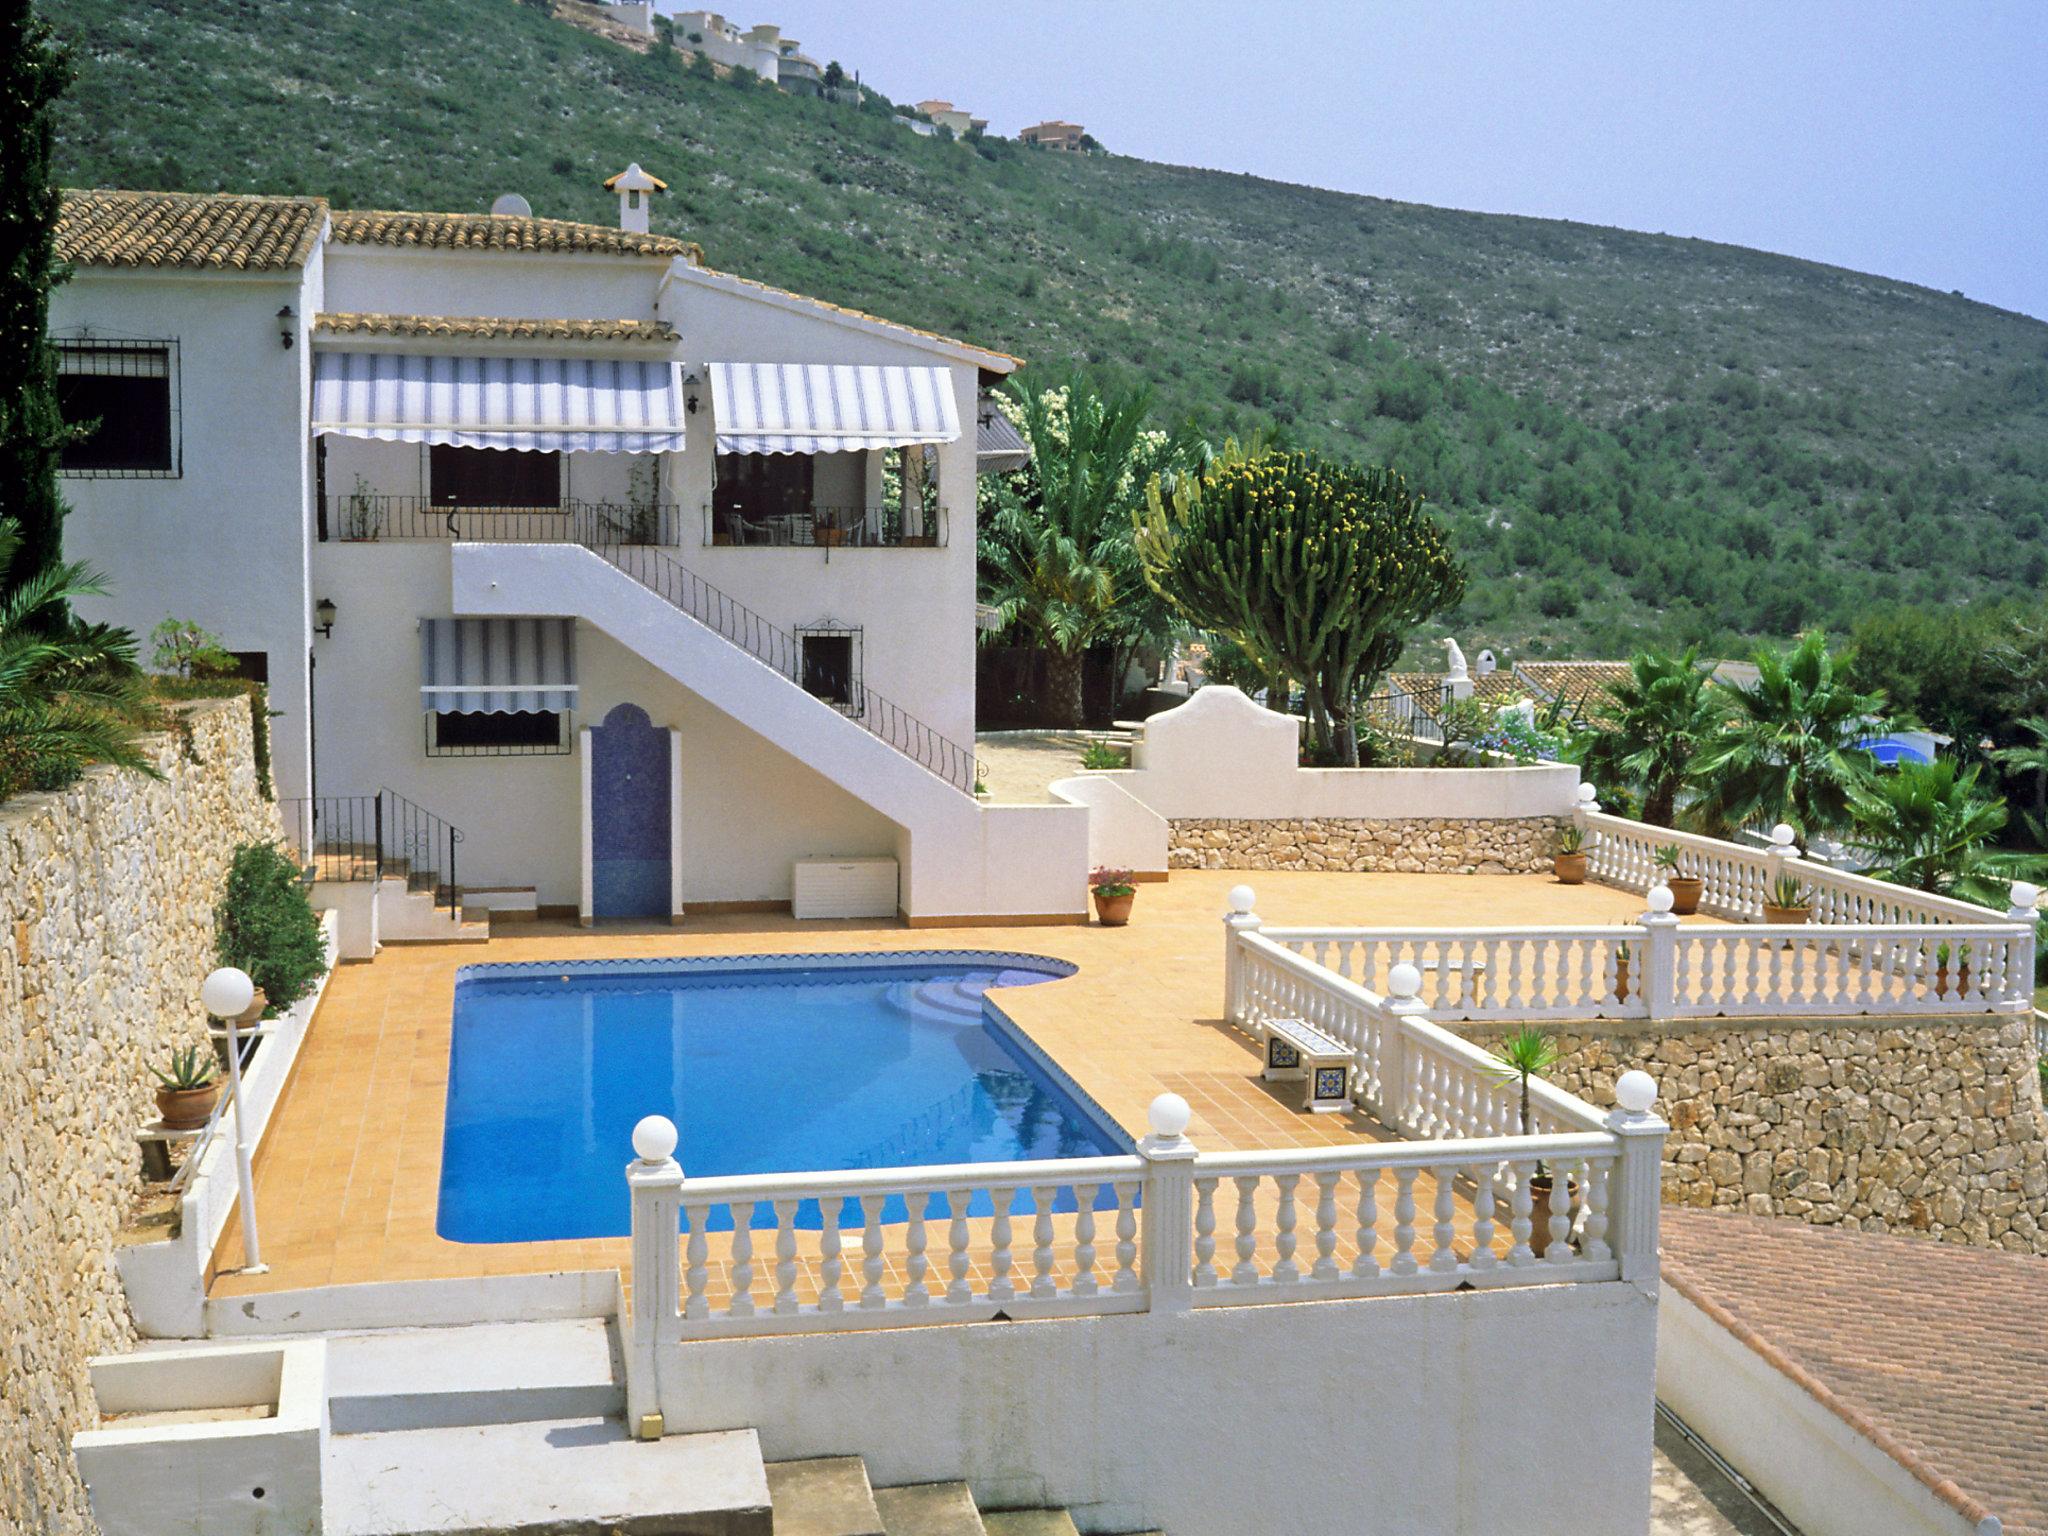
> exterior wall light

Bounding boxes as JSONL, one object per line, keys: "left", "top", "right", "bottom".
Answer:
{"left": 314, "top": 597, "right": 337, "bottom": 637}
{"left": 683, "top": 369, "right": 701, "bottom": 415}
{"left": 278, "top": 304, "right": 296, "bottom": 349}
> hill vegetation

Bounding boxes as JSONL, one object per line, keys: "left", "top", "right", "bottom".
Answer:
{"left": 44, "top": 0, "right": 2048, "bottom": 658}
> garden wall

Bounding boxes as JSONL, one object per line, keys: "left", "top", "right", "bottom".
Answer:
{"left": 1167, "top": 814, "right": 1560, "bottom": 873}
{"left": 1457, "top": 1014, "right": 2048, "bottom": 1256}
{"left": 0, "top": 699, "right": 278, "bottom": 1536}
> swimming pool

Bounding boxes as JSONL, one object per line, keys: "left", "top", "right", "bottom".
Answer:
{"left": 436, "top": 952, "right": 1124, "bottom": 1243}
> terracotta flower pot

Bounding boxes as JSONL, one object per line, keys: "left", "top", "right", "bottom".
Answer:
{"left": 1092, "top": 891, "right": 1134, "bottom": 927}
{"left": 1553, "top": 852, "right": 1587, "bottom": 885}
{"left": 1762, "top": 904, "right": 1809, "bottom": 925}
{"left": 1499, "top": 1175, "right": 1576, "bottom": 1257}
{"left": 1666, "top": 876, "right": 1703, "bottom": 916}
{"left": 1613, "top": 954, "right": 1631, "bottom": 1003}
{"left": 155, "top": 1083, "right": 218, "bottom": 1131}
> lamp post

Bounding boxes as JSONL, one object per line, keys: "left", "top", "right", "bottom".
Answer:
{"left": 200, "top": 965, "right": 266, "bottom": 1274}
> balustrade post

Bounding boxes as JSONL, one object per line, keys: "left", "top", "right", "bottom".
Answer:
{"left": 624, "top": 1115, "right": 684, "bottom": 1439}
{"left": 1572, "top": 782, "right": 1598, "bottom": 834}
{"left": 1604, "top": 1072, "right": 1666, "bottom": 1290}
{"left": 1381, "top": 963, "right": 1426, "bottom": 1134}
{"left": 2005, "top": 883, "right": 2039, "bottom": 1014}
{"left": 1138, "top": 1093, "right": 1198, "bottom": 1314}
{"left": 1762, "top": 824, "right": 1800, "bottom": 920}
{"left": 1221, "top": 885, "right": 1262, "bottom": 1025}
{"left": 1639, "top": 887, "right": 1679, "bottom": 1022}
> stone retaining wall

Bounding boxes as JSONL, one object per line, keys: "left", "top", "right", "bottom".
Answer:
{"left": 1168, "top": 816, "right": 1563, "bottom": 875}
{"left": 1, "top": 700, "right": 277, "bottom": 1536}
{"left": 1457, "top": 1015, "right": 2048, "bottom": 1256}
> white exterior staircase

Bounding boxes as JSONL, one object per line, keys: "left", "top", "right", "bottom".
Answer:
{"left": 451, "top": 541, "right": 1089, "bottom": 921}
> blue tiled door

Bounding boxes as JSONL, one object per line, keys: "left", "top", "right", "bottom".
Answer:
{"left": 590, "top": 703, "right": 671, "bottom": 919}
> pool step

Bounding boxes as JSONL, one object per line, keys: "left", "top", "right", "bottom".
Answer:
{"left": 880, "top": 977, "right": 988, "bottom": 1026}
{"left": 980, "top": 1512, "right": 1080, "bottom": 1536}
{"left": 765, "top": 1456, "right": 885, "bottom": 1535}
{"left": 871, "top": 1481, "right": 987, "bottom": 1536}
{"left": 325, "top": 1418, "right": 770, "bottom": 1535}
{"left": 326, "top": 1318, "right": 623, "bottom": 1433}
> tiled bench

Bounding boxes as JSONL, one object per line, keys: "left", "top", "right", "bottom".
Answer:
{"left": 1259, "top": 1017, "right": 1355, "bottom": 1114}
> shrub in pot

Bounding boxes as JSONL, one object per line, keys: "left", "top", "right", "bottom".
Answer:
{"left": 1762, "top": 875, "right": 1810, "bottom": 926}
{"left": 215, "top": 841, "right": 327, "bottom": 1015}
{"left": 1553, "top": 824, "right": 1587, "bottom": 885}
{"left": 1490, "top": 1026, "right": 1571, "bottom": 1254}
{"left": 1655, "top": 844, "right": 1702, "bottom": 915}
{"left": 151, "top": 1044, "right": 218, "bottom": 1130}
{"left": 1090, "top": 867, "right": 1136, "bottom": 926}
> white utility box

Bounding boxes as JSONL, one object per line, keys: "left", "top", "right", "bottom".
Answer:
{"left": 792, "top": 856, "right": 899, "bottom": 919}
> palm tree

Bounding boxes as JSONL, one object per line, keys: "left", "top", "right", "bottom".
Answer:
{"left": 1687, "top": 631, "right": 1884, "bottom": 849}
{"left": 1990, "top": 716, "right": 2048, "bottom": 825}
{"left": 979, "top": 380, "right": 1188, "bottom": 727}
{"left": 0, "top": 517, "right": 154, "bottom": 802}
{"left": 1846, "top": 758, "right": 2044, "bottom": 908}
{"left": 1575, "top": 647, "right": 1726, "bottom": 827}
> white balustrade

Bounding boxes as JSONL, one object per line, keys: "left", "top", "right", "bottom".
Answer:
{"left": 1255, "top": 926, "right": 1650, "bottom": 1023}
{"left": 1669, "top": 924, "right": 2032, "bottom": 1017}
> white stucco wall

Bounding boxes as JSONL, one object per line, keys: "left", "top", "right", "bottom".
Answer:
{"left": 1113, "top": 686, "right": 1581, "bottom": 821}
{"left": 311, "top": 543, "right": 900, "bottom": 907}
{"left": 1656, "top": 1287, "right": 1990, "bottom": 1536}
{"left": 657, "top": 1284, "right": 1659, "bottom": 1536}
{"left": 52, "top": 260, "right": 323, "bottom": 802}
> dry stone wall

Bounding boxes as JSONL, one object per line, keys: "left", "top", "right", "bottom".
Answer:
{"left": 1, "top": 700, "right": 277, "bottom": 1536}
{"left": 1169, "top": 815, "right": 1563, "bottom": 875}
{"left": 1458, "top": 1015, "right": 2048, "bottom": 1256}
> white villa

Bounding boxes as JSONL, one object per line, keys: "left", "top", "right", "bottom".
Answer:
{"left": 51, "top": 173, "right": 1090, "bottom": 942}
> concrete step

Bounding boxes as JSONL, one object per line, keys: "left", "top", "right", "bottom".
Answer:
{"left": 980, "top": 1514, "right": 1080, "bottom": 1536}
{"left": 326, "top": 1418, "right": 769, "bottom": 1536}
{"left": 326, "top": 1319, "right": 622, "bottom": 1433}
{"left": 872, "top": 1481, "right": 987, "bottom": 1536}
{"left": 765, "top": 1456, "right": 885, "bottom": 1536}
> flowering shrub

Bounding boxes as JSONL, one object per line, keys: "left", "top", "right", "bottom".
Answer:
{"left": 1089, "top": 867, "right": 1137, "bottom": 897}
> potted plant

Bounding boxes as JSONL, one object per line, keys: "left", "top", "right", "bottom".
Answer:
{"left": 1655, "top": 844, "right": 1703, "bottom": 916}
{"left": 151, "top": 1044, "right": 219, "bottom": 1130}
{"left": 1089, "top": 867, "right": 1137, "bottom": 926}
{"left": 1933, "top": 940, "right": 1953, "bottom": 998}
{"left": 1612, "top": 943, "right": 1632, "bottom": 1003}
{"left": 1553, "top": 824, "right": 1587, "bottom": 885}
{"left": 1490, "top": 1027, "right": 1568, "bottom": 1253}
{"left": 1763, "top": 876, "right": 1810, "bottom": 925}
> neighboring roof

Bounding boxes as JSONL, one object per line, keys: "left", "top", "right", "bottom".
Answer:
{"left": 328, "top": 209, "right": 695, "bottom": 260}
{"left": 1663, "top": 1209, "right": 2048, "bottom": 1536}
{"left": 315, "top": 312, "right": 679, "bottom": 344}
{"left": 680, "top": 261, "right": 1023, "bottom": 372}
{"left": 57, "top": 188, "right": 327, "bottom": 273}
{"left": 1384, "top": 670, "right": 1524, "bottom": 716}
{"left": 1511, "top": 660, "right": 1632, "bottom": 724}
{"left": 976, "top": 407, "right": 1032, "bottom": 474}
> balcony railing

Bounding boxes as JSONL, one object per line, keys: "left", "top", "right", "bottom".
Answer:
{"left": 703, "top": 502, "right": 948, "bottom": 550}
{"left": 320, "top": 495, "right": 685, "bottom": 546}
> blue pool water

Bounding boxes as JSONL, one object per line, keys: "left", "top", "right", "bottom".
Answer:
{"left": 437, "top": 954, "right": 1126, "bottom": 1243}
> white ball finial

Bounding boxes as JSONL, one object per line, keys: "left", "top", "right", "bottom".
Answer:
{"left": 1147, "top": 1092, "right": 1192, "bottom": 1140}
{"left": 1576, "top": 783, "right": 1597, "bottom": 805}
{"left": 1614, "top": 1070, "right": 1658, "bottom": 1115}
{"left": 1388, "top": 962, "right": 1422, "bottom": 1000}
{"left": 200, "top": 966, "right": 255, "bottom": 1020}
{"left": 2010, "top": 882, "right": 2039, "bottom": 912}
{"left": 1646, "top": 885, "right": 1675, "bottom": 915}
{"left": 1227, "top": 884, "right": 1256, "bottom": 915}
{"left": 631, "top": 1114, "right": 678, "bottom": 1164}
{"left": 1770, "top": 824, "right": 1797, "bottom": 849}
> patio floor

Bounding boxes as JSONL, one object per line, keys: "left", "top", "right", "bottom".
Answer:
{"left": 209, "top": 870, "right": 1687, "bottom": 1298}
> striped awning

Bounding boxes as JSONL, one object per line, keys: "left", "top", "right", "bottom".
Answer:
{"left": 710, "top": 362, "right": 960, "bottom": 455}
{"left": 420, "top": 618, "right": 577, "bottom": 714}
{"left": 975, "top": 405, "right": 1031, "bottom": 476}
{"left": 314, "top": 352, "right": 687, "bottom": 454}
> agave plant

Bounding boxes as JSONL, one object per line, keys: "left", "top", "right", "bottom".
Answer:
{"left": 149, "top": 1043, "right": 217, "bottom": 1091}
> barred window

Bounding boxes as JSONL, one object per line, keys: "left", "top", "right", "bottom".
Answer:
{"left": 55, "top": 339, "right": 180, "bottom": 477}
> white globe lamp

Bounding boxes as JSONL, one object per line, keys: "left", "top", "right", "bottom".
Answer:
{"left": 1227, "top": 884, "right": 1256, "bottom": 915}
{"left": 1614, "top": 1070, "right": 1658, "bottom": 1115}
{"left": 1147, "top": 1092, "right": 1191, "bottom": 1141}
{"left": 632, "top": 1114, "right": 679, "bottom": 1164}
{"left": 200, "top": 966, "right": 255, "bottom": 1020}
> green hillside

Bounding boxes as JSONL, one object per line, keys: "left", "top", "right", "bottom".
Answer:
{"left": 45, "top": 0, "right": 2048, "bottom": 658}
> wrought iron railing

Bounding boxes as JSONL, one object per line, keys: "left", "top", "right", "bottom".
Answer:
{"left": 702, "top": 502, "right": 947, "bottom": 549}
{"left": 279, "top": 788, "right": 464, "bottom": 909}
{"left": 320, "top": 495, "right": 683, "bottom": 546}
{"left": 595, "top": 543, "right": 981, "bottom": 795}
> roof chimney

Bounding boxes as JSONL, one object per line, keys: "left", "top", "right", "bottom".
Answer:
{"left": 603, "top": 162, "right": 667, "bottom": 235}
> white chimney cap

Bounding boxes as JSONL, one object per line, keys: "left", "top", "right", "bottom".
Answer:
{"left": 604, "top": 162, "right": 668, "bottom": 194}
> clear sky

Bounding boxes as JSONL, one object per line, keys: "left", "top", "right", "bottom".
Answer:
{"left": 750, "top": 1, "right": 2048, "bottom": 320}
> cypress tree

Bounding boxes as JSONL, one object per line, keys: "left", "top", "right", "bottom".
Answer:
{"left": 0, "top": 0, "right": 75, "bottom": 613}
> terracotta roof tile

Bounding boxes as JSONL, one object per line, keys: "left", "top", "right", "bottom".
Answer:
{"left": 314, "top": 312, "right": 678, "bottom": 344}
{"left": 57, "top": 188, "right": 327, "bottom": 272}
{"left": 1382, "top": 671, "right": 1523, "bottom": 718}
{"left": 328, "top": 209, "right": 695, "bottom": 259}
{"left": 1663, "top": 1209, "right": 2048, "bottom": 1535}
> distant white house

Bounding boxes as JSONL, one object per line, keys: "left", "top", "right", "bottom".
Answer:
{"left": 50, "top": 170, "right": 1089, "bottom": 933}
{"left": 914, "top": 98, "right": 988, "bottom": 138}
